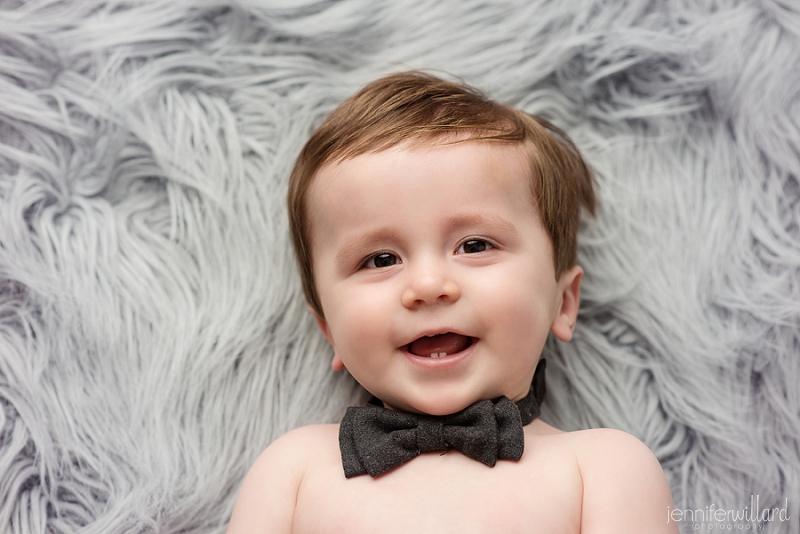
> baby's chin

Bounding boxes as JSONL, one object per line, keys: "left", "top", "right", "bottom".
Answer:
{"left": 381, "top": 395, "right": 491, "bottom": 416}
{"left": 366, "top": 376, "right": 516, "bottom": 415}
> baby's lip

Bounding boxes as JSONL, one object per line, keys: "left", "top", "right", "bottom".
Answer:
{"left": 405, "top": 332, "right": 474, "bottom": 358}
{"left": 401, "top": 327, "right": 471, "bottom": 347}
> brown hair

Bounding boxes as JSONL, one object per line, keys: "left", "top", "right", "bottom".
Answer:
{"left": 288, "top": 71, "right": 596, "bottom": 317}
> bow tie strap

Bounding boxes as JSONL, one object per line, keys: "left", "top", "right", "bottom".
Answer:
{"left": 517, "top": 358, "right": 545, "bottom": 425}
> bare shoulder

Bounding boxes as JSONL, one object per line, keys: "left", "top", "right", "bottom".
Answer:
{"left": 246, "top": 424, "right": 338, "bottom": 484}
{"left": 226, "top": 424, "right": 339, "bottom": 534}
{"left": 568, "top": 428, "right": 679, "bottom": 534}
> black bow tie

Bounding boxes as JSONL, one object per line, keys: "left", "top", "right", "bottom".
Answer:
{"left": 339, "top": 359, "right": 546, "bottom": 478}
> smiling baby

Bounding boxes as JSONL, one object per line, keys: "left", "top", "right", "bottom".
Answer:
{"left": 226, "top": 71, "right": 678, "bottom": 534}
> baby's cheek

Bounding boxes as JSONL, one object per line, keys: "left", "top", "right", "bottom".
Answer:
{"left": 333, "top": 290, "right": 392, "bottom": 351}
{"left": 486, "top": 280, "right": 552, "bottom": 344}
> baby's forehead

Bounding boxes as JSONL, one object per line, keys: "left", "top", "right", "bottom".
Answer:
{"left": 309, "top": 139, "right": 534, "bottom": 197}
{"left": 304, "top": 140, "right": 538, "bottom": 238}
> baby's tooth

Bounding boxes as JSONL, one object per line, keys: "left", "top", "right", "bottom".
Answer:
{"left": 439, "top": 352, "right": 446, "bottom": 358}
{"left": 430, "top": 353, "right": 437, "bottom": 358}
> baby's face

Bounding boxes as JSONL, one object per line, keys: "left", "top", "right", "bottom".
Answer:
{"left": 307, "top": 140, "right": 579, "bottom": 415}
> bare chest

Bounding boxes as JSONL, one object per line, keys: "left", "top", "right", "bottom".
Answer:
{"left": 293, "top": 446, "right": 583, "bottom": 534}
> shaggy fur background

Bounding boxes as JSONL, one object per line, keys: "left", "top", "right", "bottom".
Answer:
{"left": 1, "top": 1, "right": 798, "bottom": 532}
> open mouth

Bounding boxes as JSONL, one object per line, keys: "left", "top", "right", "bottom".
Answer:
{"left": 406, "top": 332, "right": 474, "bottom": 359}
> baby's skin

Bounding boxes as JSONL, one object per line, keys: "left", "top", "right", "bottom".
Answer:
{"left": 229, "top": 420, "right": 676, "bottom": 533}
{"left": 227, "top": 140, "right": 678, "bottom": 533}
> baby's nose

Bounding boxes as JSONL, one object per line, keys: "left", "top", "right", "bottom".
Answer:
{"left": 400, "top": 267, "right": 461, "bottom": 308}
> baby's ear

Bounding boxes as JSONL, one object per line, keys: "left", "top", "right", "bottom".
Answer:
{"left": 307, "top": 305, "right": 346, "bottom": 371}
{"left": 308, "top": 304, "right": 332, "bottom": 342}
{"left": 550, "top": 265, "right": 583, "bottom": 342}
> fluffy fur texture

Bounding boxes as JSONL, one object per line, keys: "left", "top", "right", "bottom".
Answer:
{"left": 1, "top": 1, "right": 798, "bottom": 532}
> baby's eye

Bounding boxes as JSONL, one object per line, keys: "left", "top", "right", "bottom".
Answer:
{"left": 457, "top": 239, "right": 493, "bottom": 254}
{"left": 363, "top": 252, "right": 400, "bottom": 269}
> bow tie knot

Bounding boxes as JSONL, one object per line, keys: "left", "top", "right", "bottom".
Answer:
{"left": 415, "top": 416, "right": 448, "bottom": 452}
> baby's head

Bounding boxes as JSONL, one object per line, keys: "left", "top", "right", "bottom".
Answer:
{"left": 288, "top": 71, "right": 596, "bottom": 415}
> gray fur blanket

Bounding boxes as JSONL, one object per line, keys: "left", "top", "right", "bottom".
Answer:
{"left": 1, "top": 1, "right": 798, "bottom": 533}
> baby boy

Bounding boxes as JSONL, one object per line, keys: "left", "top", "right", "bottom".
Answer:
{"left": 227, "top": 71, "right": 678, "bottom": 533}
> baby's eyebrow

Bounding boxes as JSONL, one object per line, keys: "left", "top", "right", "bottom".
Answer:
{"left": 443, "top": 213, "right": 516, "bottom": 235}
{"left": 335, "top": 228, "right": 402, "bottom": 265}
